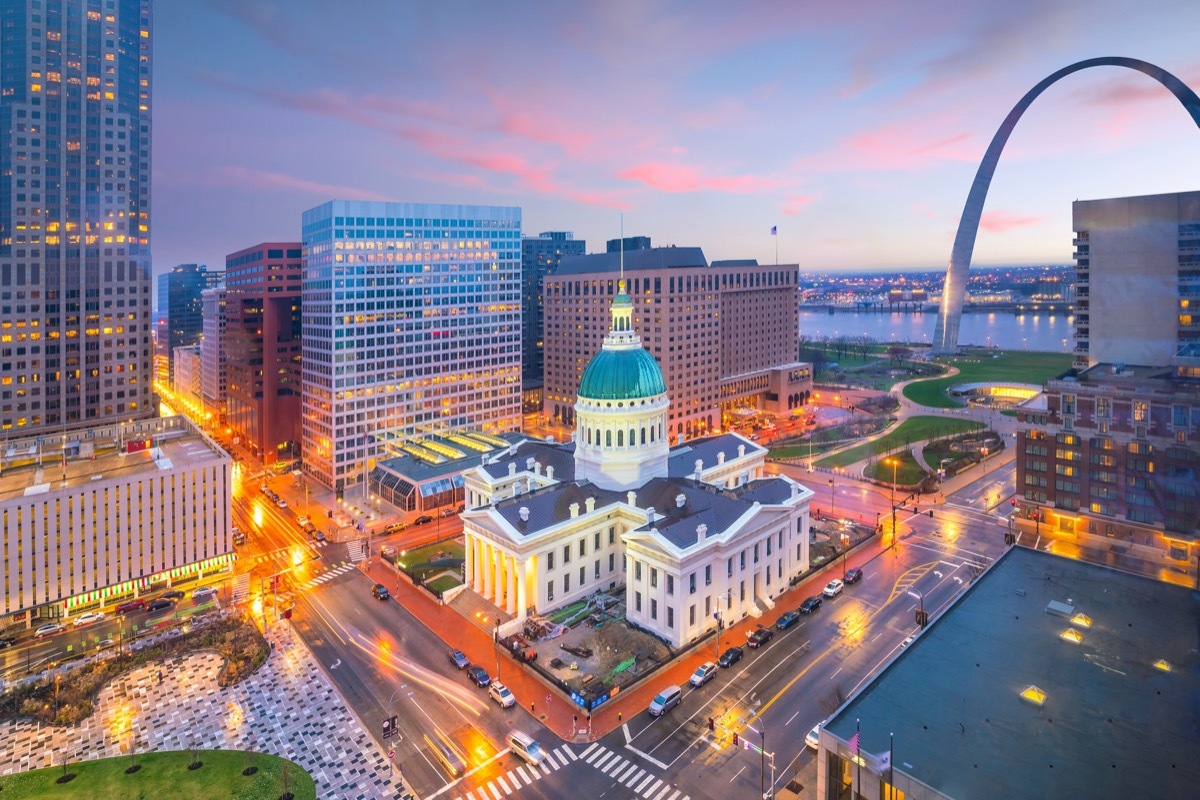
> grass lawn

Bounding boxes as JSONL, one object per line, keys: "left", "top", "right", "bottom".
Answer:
{"left": 769, "top": 441, "right": 840, "bottom": 460}
{"left": 816, "top": 416, "right": 983, "bottom": 469}
{"left": 863, "top": 451, "right": 926, "bottom": 486}
{"left": 0, "top": 749, "right": 316, "bottom": 800}
{"left": 394, "top": 539, "right": 464, "bottom": 569}
{"left": 902, "top": 351, "right": 1072, "bottom": 408}
{"left": 425, "top": 574, "right": 463, "bottom": 594}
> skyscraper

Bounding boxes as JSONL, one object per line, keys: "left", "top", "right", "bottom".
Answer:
{"left": 199, "top": 285, "right": 226, "bottom": 420}
{"left": 0, "top": 0, "right": 154, "bottom": 433}
{"left": 521, "top": 231, "right": 585, "bottom": 386}
{"left": 157, "top": 263, "right": 222, "bottom": 381}
{"left": 300, "top": 201, "right": 522, "bottom": 492}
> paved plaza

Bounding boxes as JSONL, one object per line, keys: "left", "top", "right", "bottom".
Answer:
{"left": 0, "top": 620, "right": 408, "bottom": 799}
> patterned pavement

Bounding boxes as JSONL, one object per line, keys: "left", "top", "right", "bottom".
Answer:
{"left": 0, "top": 620, "right": 409, "bottom": 799}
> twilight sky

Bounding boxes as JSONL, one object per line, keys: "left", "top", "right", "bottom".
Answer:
{"left": 152, "top": 0, "right": 1200, "bottom": 277}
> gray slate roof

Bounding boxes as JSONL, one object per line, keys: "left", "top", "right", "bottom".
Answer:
{"left": 554, "top": 247, "right": 708, "bottom": 276}
{"left": 493, "top": 481, "right": 624, "bottom": 537}
{"left": 480, "top": 439, "right": 577, "bottom": 481}
{"left": 667, "top": 433, "right": 763, "bottom": 477}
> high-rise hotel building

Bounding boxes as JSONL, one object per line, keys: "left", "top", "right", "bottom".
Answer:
{"left": 300, "top": 201, "right": 522, "bottom": 492}
{"left": 0, "top": 0, "right": 154, "bottom": 434}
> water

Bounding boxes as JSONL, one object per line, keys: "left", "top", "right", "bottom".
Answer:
{"left": 798, "top": 309, "right": 1075, "bottom": 353}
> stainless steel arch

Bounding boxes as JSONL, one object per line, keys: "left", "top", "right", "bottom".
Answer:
{"left": 932, "top": 57, "right": 1200, "bottom": 355}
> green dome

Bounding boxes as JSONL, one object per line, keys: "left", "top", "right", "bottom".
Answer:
{"left": 578, "top": 347, "right": 666, "bottom": 401}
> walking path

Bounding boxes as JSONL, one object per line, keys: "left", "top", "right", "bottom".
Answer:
{"left": 0, "top": 619, "right": 409, "bottom": 799}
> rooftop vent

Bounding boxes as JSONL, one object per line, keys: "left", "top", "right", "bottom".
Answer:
{"left": 738, "top": 444, "right": 746, "bottom": 457}
{"left": 697, "top": 523, "right": 708, "bottom": 538}
{"left": 585, "top": 497, "right": 596, "bottom": 513}
{"left": 1045, "top": 600, "right": 1075, "bottom": 618}
{"left": 675, "top": 493, "right": 687, "bottom": 509}
{"left": 569, "top": 502, "right": 580, "bottom": 518}
{"left": 519, "top": 507, "right": 530, "bottom": 522}
{"left": 526, "top": 457, "right": 536, "bottom": 470}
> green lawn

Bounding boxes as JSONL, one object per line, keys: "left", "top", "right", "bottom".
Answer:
{"left": 0, "top": 750, "right": 316, "bottom": 800}
{"left": 816, "top": 416, "right": 984, "bottom": 469}
{"left": 425, "top": 574, "right": 463, "bottom": 594}
{"left": 902, "top": 351, "right": 1072, "bottom": 408}
{"left": 863, "top": 451, "right": 926, "bottom": 486}
{"left": 393, "top": 539, "right": 464, "bottom": 569}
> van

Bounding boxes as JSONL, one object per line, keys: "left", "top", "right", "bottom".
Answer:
{"left": 506, "top": 730, "right": 546, "bottom": 766}
{"left": 648, "top": 685, "right": 682, "bottom": 716}
{"left": 424, "top": 731, "right": 466, "bottom": 778}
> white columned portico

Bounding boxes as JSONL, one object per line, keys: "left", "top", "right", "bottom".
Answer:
{"left": 482, "top": 542, "right": 493, "bottom": 599}
{"left": 516, "top": 560, "right": 528, "bottom": 619}
{"left": 464, "top": 534, "right": 474, "bottom": 589}
{"left": 506, "top": 555, "right": 518, "bottom": 614}
{"left": 493, "top": 549, "right": 504, "bottom": 607}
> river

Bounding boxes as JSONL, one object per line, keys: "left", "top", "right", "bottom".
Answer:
{"left": 798, "top": 309, "right": 1075, "bottom": 353}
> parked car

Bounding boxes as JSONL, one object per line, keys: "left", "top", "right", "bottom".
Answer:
{"left": 192, "top": 586, "right": 218, "bottom": 601}
{"left": 371, "top": 583, "right": 390, "bottom": 601}
{"left": 689, "top": 662, "right": 718, "bottom": 688}
{"left": 776, "top": 609, "right": 801, "bottom": 630}
{"left": 648, "top": 685, "right": 682, "bottom": 716}
{"left": 72, "top": 611, "right": 106, "bottom": 628}
{"left": 799, "top": 595, "right": 823, "bottom": 614}
{"left": 314, "top": 530, "right": 327, "bottom": 543}
{"left": 465, "top": 665, "right": 491, "bottom": 687}
{"left": 0, "top": 637, "right": 15, "bottom": 648}
{"left": 447, "top": 649, "right": 469, "bottom": 669}
{"left": 115, "top": 599, "right": 146, "bottom": 614}
{"left": 35, "top": 622, "right": 65, "bottom": 638}
{"left": 823, "top": 578, "right": 845, "bottom": 597}
{"left": 488, "top": 681, "right": 516, "bottom": 708}
{"left": 718, "top": 646, "right": 744, "bottom": 668}
{"left": 146, "top": 598, "right": 175, "bottom": 612}
{"left": 159, "top": 590, "right": 185, "bottom": 601}
{"left": 506, "top": 730, "right": 546, "bottom": 766}
{"left": 296, "top": 516, "right": 310, "bottom": 527}
{"left": 901, "top": 633, "right": 916, "bottom": 649}
{"left": 806, "top": 723, "right": 822, "bottom": 750}
{"left": 414, "top": 514, "right": 434, "bottom": 525}
{"left": 844, "top": 567, "right": 864, "bottom": 584}
{"left": 277, "top": 499, "right": 288, "bottom": 508}
{"left": 747, "top": 626, "right": 774, "bottom": 648}
{"left": 440, "top": 507, "right": 457, "bottom": 518}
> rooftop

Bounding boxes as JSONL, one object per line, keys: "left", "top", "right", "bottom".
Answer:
{"left": 376, "top": 431, "right": 527, "bottom": 483}
{"left": 667, "top": 433, "right": 763, "bottom": 476}
{"left": 554, "top": 246, "right": 708, "bottom": 276}
{"left": 825, "top": 546, "right": 1200, "bottom": 800}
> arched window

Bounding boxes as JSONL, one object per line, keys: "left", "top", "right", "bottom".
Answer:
{"left": 629, "top": 428, "right": 636, "bottom": 446}
{"left": 587, "top": 427, "right": 593, "bottom": 445}
{"left": 606, "top": 429, "right": 612, "bottom": 447}
{"left": 617, "top": 429, "right": 624, "bottom": 447}
{"left": 641, "top": 427, "right": 646, "bottom": 445}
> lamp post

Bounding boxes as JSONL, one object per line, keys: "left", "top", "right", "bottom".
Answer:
{"left": 740, "top": 710, "right": 771, "bottom": 800}
{"left": 714, "top": 592, "right": 730, "bottom": 660}
{"left": 494, "top": 618, "right": 502, "bottom": 683}
{"left": 887, "top": 458, "right": 898, "bottom": 548}
{"left": 829, "top": 477, "right": 836, "bottom": 520}
{"left": 907, "top": 589, "right": 926, "bottom": 628}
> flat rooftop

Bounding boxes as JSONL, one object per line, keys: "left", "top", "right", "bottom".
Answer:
{"left": 0, "top": 422, "right": 226, "bottom": 503}
{"left": 826, "top": 546, "right": 1200, "bottom": 800}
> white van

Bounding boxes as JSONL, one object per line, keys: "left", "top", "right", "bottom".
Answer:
{"left": 506, "top": 730, "right": 546, "bottom": 766}
{"left": 648, "top": 685, "right": 682, "bottom": 716}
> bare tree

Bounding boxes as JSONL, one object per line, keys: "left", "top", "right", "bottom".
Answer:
{"left": 887, "top": 344, "right": 912, "bottom": 366}
{"left": 850, "top": 334, "right": 876, "bottom": 361}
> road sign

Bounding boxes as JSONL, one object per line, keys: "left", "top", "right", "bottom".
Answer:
{"left": 387, "top": 750, "right": 394, "bottom": 760}
{"left": 545, "top": 694, "right": 551, "bottom": 705}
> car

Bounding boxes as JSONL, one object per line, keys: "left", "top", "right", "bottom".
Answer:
{"left": 34, "top": 622, "right": 65, "bottom": 638}
{"left": 465, "top": 665, "right": 491, "bottom": 687}
{"left": 314, "top": 531, "right": 327, "bottom": 543}
{"left": 440, "top": 507, "right": 457, "bottom": 518}
{"left": 425, "top": 731, "right": 467, "bottom": 778}
{"left": 776, "top": 609, "right": 801, "bottom": 630}
{"left": 823, "top": 579, "right": 845, "bottom": 597}
{"left": 159, "top": 590, "right": 185, "bottom": 601}
{"left": 0, "top": 637, "right": 16, "bottom": 648}
{"left": 689, "top": 662, "right": 718, "bottom": 688}
{"left": 232, "top": 532, "right": 247, "bottom": 546}
{"left": 72, "top": 611, "right": 106, "bottom": 627}
{"left": 506, "top": 730, "right": 546, "bottom": 766}
{"left": 414, "top": 514, "right": 434, "bottom": 525}
{"left": 277, "top": 499, "right": 287, "bottom": 508}
{"left": 488, "top": 681, "right": 516, "bottom": 708}
{"left": 799, "top": 595, "right": 823, "bottom": 614}
{"left": 648, "top": 685, "right": 682, "bottom": 716}
{"left": 717, "top": 646, "right": 744, "bottom": 668}
{"left": 447, "top": 649, "right": 470, "bottom": 669}
{"left": 259, "top": 483, "right": 269, "bottom": 493}
{"left": 146, "top": 598, "right": 175, "bottom": 612}
{"left": 371, "top": 583, "right": 390, "bottom": 601}
{"left": 192, "top": 586, "right": 217, "bottom": 601}
{"left": 97, "top": 636, "right": 115, "bottom": 647}
{"left": 805, "top": 723, "right": 821, "bottom": 750}
{"left": 385, "top": 521, "right": 409, "bottom": 534}
{"left": 901, "top": 634, "right": 916, "bottom": 649}
{"left": 297, "top": 516, "right": 310, "bottom": 527}
{"left": 747, "top": 626, "right": 774, "bottom": 648}
{"left": 304, "top": 522, "right": 317, "bottom": 534}
{"left": 115, "top": 599, "right": 146, "bottom": 614}
{"left": 844, "top": 567, "right": 864, "bottom": 584}
{"left": 456, "top": 503, "right": 465, "bottom": 512}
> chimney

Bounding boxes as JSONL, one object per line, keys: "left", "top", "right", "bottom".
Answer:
{"left": 675, "top": 493, "right": 686, "bottom": 509}
{"left": 508, "top": 462, "right": 516, "bottom": 476}
{"left": 627, "top": 490, "right": 637, "bottom": 506}
{"left": 533, "top": 461, "right": 542, "bottom": 476}
{"left": 585, "top": 497, "right": 596, "bottom": 513}
{"left": 695, "top": 459, "right": 703, "bottom": 475}
{"left": 546, "top": 465, "right": 555, "bottom": 480}
{"left": 570, "top": 502, "right": 580, "bottom": 518}
{"left": 718, "top": 451, "right": 726, "bottom": 465}
{"left": 526, "top": 457, "right": 536, "bottom": 470}
{"left": 647, "top": 508, "right": 656, "bottom": 523}
{"left": 519, "top": 507, "right": 530, "bottom": 522}
{"left": 738, "top": 444, "right": 745, "bottom": 457}
{"left": 697, "top": 523, "right": 708, "bottom": 538}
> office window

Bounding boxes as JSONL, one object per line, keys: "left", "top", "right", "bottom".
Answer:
{"left": 667, "top": 575, "right": 674, "bottom": 595}
{"left": 651, "top": 599, "right": 658, "bottom": 620}
{"left": 705, "top": 565, "right": 712, "bottom": 585}
{"left": 651, "top": 568, "right": 658, "bottom": 588}
{"left": 547, "top": 580, "right": 554, "bottom": 601}
{"left": 546, "top": 551, "right": 554, "bottom": 570}
{"left": 635, "top": 591, "right": 642, "bottom": 612}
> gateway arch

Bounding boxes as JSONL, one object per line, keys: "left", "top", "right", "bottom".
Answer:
{"left": 932, "top": 57, "right": 1200, "bottom": 355}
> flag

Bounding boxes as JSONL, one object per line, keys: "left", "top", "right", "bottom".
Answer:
{"left": 848, "top": 731, "right": 860, "bottom": 753}
{"left": 770, "top": 225, "right": 777, "bottom": 235}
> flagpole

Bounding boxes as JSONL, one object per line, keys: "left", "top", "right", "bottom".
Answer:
{"left": 855, "top": 718, "right": 861, "bottom": 799}
{"left": 889, "top": 731, "right": 895, "bottom": 800}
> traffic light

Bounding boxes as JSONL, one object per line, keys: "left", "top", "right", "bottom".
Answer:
{"left": 928, "top": 509, "right": 933, "bottom": 518}
{"left": 1010, "top": 499, "right": 1017, "bottom": 507}
{"left": 916, "top": 609, "right": 929, "bottom": 627}
{"left": 732, "top": 732, "right": 739, "bottom": 746}
{"left": 708, "top": 717, "right": 715, "bottom": 731}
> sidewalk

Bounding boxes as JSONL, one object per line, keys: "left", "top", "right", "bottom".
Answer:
{"left": 362, "top": 536, "right": 883, "bottom": 744}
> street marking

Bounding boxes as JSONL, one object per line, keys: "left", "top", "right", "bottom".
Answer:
{"left": 653, "top": 785, "right": 673, "bottom": 800}
{"left": 635, "top": 774, "right": 656, "bottom": 792}
{"left": 564, "top": 746, "right": 579, "bottom": 761}
{"left": 605, "top": 756, "right": 627, "bottom": 775}
{"left": 624, "top": 743, "right": 670, "bottom": 770}
{"left": 580, "top": 742, "right": 599, "bottom": 759}
{"left": 642, "top": 778, "right": 662, "bottom": 797}
{"left": 487, "top": 782, "right": 501, "bottom": 800}
{"left": 593, "top": 751, "right": 614, "bottom": 769}
{"left": 786, "top": 710, "right": 800, "bottom": 726}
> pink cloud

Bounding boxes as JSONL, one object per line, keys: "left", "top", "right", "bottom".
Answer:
{"left": 979, "top": 210, "right": 1048, "bottom": 233}
{"left": 798, "top": 117, "right": 979, "bottom": 173}
{"left": 783, "top": 194, "right": 815, "bottom": 216}
{"left": 216, "top": 166, "right": 392, "bottom": 201}
{"left": 618, "top": 162, "right": 783, "bottom": 194}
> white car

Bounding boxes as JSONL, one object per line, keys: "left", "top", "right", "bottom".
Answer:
{"left": 277, "top": 499, "right": 288, "bottom": 508}
{"left": 35, "top": 622, "right": 65, "bottom": 638}
{"left": 823, "top": 579, "right": 845, "bottom": 597}
{"left": 805, "top": 723, "right": 821, "bottom": 750}
{"left": 689, "top": 661, "right": 718, "bottom": 688}
{"left": 72, "top": 611, "right": 106, "bottom": 628}
{"left": 488, "top": 681, "right": 516, "bottom": 708}
{"left": 901, "top": 634, "right": 916, "bottom": 649}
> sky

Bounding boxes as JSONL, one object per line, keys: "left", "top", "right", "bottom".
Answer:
{"left": 152, "top": 0, "right": 1200, "bottom": 278}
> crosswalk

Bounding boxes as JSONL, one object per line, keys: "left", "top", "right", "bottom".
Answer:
{"left": 347, "top": 539, "right": 367, "bottom": 562}
{"left": 447, "top": 742, "right": 691, "bottom": 800}
{"left": 451, "top": 744, "right": 577, "bottom": 800}
{"left": 578, "top": 743, "right": 690, "bottom": 800}
{"left": 297, "top": 562, "right": 357, "bottom": 591}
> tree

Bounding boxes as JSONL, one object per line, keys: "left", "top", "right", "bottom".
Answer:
{"left": 850, "top": 334, "right": 876, "bottom": 361}
{"left": 803, "top": 345, "right": 829, "bottom": 376}
{"left": 887, "top": 344, "right": 912, "bottom": 366}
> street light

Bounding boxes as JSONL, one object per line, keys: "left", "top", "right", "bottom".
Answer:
{"left": 906, "top": 589, "right": 926, "bottom": 628}
{"left": 714, "top": 592, "right": 730, "bottom": 659}
{"left": 740, "top": 710, "right": 773, "bottom": 799}
{"left": 886, "top": 458, "right": 898, "bottom": 548}
{"left": 829, "top": 477, "right": 836, "bottom": 520}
